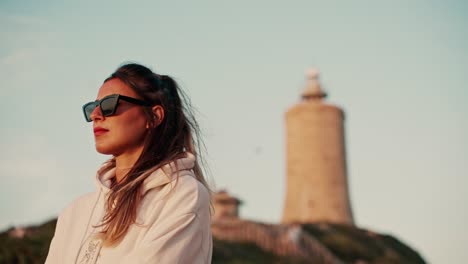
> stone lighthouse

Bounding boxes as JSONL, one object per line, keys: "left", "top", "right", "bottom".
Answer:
{"left": 282, "top": 69, "right": 354, "bottom": 225}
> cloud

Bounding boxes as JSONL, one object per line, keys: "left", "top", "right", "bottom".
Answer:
{"left": 0, "top": 13, "right": 58, "bottom": 68}
{"left": 0, "top": 152, "right": 60, "bottom": 180}
{"left": 0, "top": 135, "right": 63, "bottom": 188}
{"left": 0, "top": 48, "right": 36, "bottom": 67}
{"left": 0, "top": 135, "right": 71, "bottom": 229}
{"left": 0, "top": 13, "right": 49, "bottom": 27}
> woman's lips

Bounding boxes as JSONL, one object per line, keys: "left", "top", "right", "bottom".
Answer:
{"left": 94, "top": 127, "right": 109, "bottom": 136}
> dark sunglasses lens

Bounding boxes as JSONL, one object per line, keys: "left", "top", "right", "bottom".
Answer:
{"left": 83, "top": 102, "right": 97, "bottom": 122}
{"left": 100, "top": 96, "right": 118, "bottom": 116}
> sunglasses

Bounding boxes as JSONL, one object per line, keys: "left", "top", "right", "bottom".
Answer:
{"left": 82, "top": 94, "right": 151, "bottom": 122}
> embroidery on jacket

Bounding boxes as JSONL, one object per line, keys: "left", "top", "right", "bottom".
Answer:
{"left": 78, "top": 236, "right": 102, "bottom": 264}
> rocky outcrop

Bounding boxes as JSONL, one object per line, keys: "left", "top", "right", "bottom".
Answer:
{"left": 212, "top": 218, "right": 426, "bottom": 264}
{"left": 212, "top": 218, "right": 342, "bottom": 263}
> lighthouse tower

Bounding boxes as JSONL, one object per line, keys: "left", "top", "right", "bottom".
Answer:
{"left": 282, "top": 69, "right": 354, "bottom": 225}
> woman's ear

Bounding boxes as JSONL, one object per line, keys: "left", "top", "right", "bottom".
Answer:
{"left": 149, "top": 105, "right": 165, "bottom": 128}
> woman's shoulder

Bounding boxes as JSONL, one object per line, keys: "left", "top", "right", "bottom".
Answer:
{"left": 173, "top": 173, "right": 210, "bottom": 208}
{"left": 176, "top": 172, "right": 210, "bottom": 196}
{"left": 144, "top": 173, "right": 210, "bottom": 216}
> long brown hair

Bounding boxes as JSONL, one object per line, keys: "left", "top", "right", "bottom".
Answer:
{"left": 97, "top": 63, "right": 211, "bottom": 245}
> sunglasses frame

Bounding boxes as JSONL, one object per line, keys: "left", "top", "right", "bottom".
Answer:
{"left": 82, "top": 94, "right": 152, "bottom": 122}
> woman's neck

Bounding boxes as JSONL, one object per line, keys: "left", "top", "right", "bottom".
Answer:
{"left": 114, "top": 146, "right": 145, "bottom": 183}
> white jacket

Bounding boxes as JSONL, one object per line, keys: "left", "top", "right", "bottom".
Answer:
{"left": 45, "top": 153, "right": 212, "bottom": 264}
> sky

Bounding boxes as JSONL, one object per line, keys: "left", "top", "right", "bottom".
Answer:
{"left": 0, "top": 0, "right": 467, "bottom": 262}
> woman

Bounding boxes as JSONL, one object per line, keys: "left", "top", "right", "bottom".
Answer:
{"left": 45, "top": 63, "right": 213, "bottom": 263}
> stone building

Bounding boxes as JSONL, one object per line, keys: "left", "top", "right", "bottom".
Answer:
{"left": 282, "top": 69, "right": 354, "bottom": 225}
{"left": 212, "top": 190, "right": 243, "bottom": 220}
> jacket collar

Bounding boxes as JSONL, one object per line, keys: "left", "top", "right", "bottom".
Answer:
{"left": 95, "top": 152, "right": 196, "bottom": 196}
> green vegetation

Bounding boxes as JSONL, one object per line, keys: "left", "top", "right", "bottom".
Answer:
{"left": 0, "top": 219, "right": 56, "bottom": 264}
{"left": 212, "top": 239, "right": 310, "bottom": 264}
{"left": 302, "top": 223, "right": 426, "bottom": 264}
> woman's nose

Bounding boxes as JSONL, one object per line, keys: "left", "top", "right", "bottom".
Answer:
{"left": 90, "top": 105, "right": 103, "bottom": 121}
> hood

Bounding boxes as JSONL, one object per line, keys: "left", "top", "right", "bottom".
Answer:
{"left": 95, "top": 152, "right": 196, "bottom": 196}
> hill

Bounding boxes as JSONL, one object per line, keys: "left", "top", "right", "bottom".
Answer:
{"left": 0, "top": 218, "right": 426, "bottom": 263}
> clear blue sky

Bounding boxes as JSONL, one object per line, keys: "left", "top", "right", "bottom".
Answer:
{"left": 1, "top": 0, "right": 466, "bottom": 262}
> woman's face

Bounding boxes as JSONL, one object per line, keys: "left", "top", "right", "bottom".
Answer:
{"left": 91, "top": 78, "right": 149, "bottom": 156}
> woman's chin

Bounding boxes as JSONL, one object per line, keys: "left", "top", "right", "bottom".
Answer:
{"left": 95, "top": 144, "right": 116, "bottom": 155}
